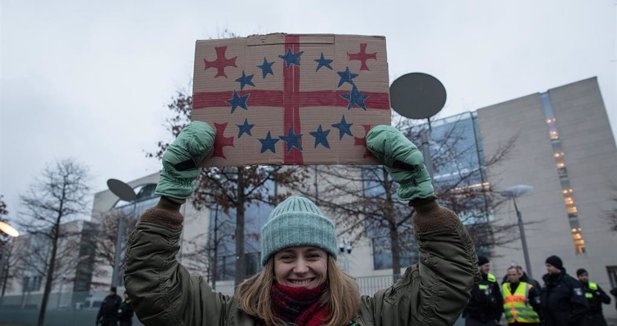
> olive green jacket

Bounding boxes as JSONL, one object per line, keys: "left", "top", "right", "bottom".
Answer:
{"left": 124, "top": 198, "right": 478, "bottom": 326}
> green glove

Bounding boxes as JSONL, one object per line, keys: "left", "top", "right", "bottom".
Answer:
{"left": 366, "top": 125, "right": 435, "bottom": 202}
{"left": 155, "top": 121, "right": 215, "bottom": 200}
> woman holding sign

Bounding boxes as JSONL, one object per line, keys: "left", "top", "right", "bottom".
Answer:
{"left": 124, "top": 121, "right": 477, "bottom": 326}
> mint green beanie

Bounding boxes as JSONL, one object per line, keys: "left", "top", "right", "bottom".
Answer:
{"left": 261, "top": 196, "right": 337, "bottom": 265}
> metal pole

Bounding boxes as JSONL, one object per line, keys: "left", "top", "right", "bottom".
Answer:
{"left": 112, "top": 213, "right": 125, "bottom": 287}
{"left": 57, "top": 276, "right": 64, "bottom": 309}
{"left": 513, "top": 197, "right": 533, "bottom": 278}
{"left": 421, "top": 118, "right": 434, "bottom": 178}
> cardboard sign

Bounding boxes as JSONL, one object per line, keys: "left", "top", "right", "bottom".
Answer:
{"left": 192, "top": 33, "right": 391, "bottom": 166}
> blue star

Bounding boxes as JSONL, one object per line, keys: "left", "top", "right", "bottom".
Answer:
{"left": 235, "top": 70, "right": 255, "bottom": 90}
{"left": 309, "top": 125, "right": 331, "bottom": 149}
{"left": 258, "top": 131, "right": 279, "bottom": 153}
{"left": 331, "top": 115, "right": 353, "bottom": 140}
{"left": 279, "top": 128, "right": 303, "bottom": 152}
{"left": 227, "top": 90, "right": 250, "bottom": 113}
{"left": 314, "top": 53, "right": 333, "bottom": 72}
{"left": 278, "top": 48, "right": 304, "bottom": 67}
{"left": 257, "top": 57, "right": 275, "bottom": 79}
{"left": 341, "top": 86, "right": 368, "bottom": 110}
{"left": 237, "top": 118, "right": 255, "bottom": 138}
{"left": 337, "top": 67, "right": 358, "bottom": 88}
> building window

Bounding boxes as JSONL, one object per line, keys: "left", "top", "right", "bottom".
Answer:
{"left": 541, "top": 92, "right": 586, "bottom": 254}
{"left": 607, "top": 266, "right": 617, "bottom": 288}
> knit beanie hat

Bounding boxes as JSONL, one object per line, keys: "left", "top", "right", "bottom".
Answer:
{"left": 261, "top": 196, "right": 337, "bottom": 265}
{"left": 477, "top": 255, "right": 490, "bottom": 266}
{"left": 545, "top": 255, "right": 563, "bottom": 269}
{"left": 576, "top": 268, "right": 588, "bottom": 277}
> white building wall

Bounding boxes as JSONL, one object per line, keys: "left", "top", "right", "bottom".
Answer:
{"left": 478, "top": 77, "right": 617, "bottom": 319}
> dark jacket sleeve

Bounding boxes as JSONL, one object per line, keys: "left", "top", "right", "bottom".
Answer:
{"left": 595, "top": 285, "right": 611, "bottom": 305}
{"left": 528, "top": 286, "right": 542, "bottom": 315}
{"left": 492, "top": 280, "right": 504, "bottom": 320}
{"left": 123, "top": 197, "right": 234, "bottom": 326}
{"left": 96, "top": 305, "right": 102, "bottom": 322}
{"left": 358, "top": 199, "right": 478, "bottom": 326}
{"left": 568, "top": 275, "right": 588, "bottom": 324}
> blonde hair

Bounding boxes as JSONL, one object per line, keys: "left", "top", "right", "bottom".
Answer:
{"left": 235, "top": 256, "right": 360, "bottom": 326}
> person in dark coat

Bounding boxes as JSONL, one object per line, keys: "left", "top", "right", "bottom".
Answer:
{"left": 96, "top": 286, "right": 122, "bottom": 326}
{"left": 576, "top": 268, "right": 611, "bottom": 326}
{"left": 540, "top": 255, "right": 587, "bottom": 326}
{"left": 117, "top": 291, "right": 134, "bottom": 326}
{"left": 463, "top": 255, "right": 503, "bottom": 326}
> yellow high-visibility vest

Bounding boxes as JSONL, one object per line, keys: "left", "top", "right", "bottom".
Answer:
{"left": 502, "top": 282, "right": 540, "bottom": 323}
{"left": 585, "top": 281, "right": 598, "bottom": 299}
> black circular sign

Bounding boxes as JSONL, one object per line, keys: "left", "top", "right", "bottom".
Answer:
{"left": 389, "top": 72, "right": 447, "bottom": 119}
{"left": 107, "top": 178, "right": 137, "bottom": 202}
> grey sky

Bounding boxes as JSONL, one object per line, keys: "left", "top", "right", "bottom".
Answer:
{"left": 1, "top": 0, "right": 615, "bottom": 223}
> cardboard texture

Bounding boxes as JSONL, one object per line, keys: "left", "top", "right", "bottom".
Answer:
{"left": 192, "top": 33, "right": 391, "bottom": 166}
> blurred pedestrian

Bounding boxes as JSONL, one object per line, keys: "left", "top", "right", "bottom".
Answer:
{"left": 463, "top": 255, "right": 503, "bottom": 326}
{"left": 502, "top": 266, "right": 540, "bottom": 325}
{"left": 96, "top": 286, "right": 121, "bottom": 326}
{"left": 118, "top": 291, "right": 134, "bottom": 326}
{"left": 577, "top": 268, "right": 611, "bottom": 326}
{"left": 540, "top": 255, "right": 587, "bottom": 326}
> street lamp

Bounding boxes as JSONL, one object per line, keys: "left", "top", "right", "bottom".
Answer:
{"left": 106, "top": 179, "right": 137, "bottom": 288}
{"left": 499, "top": 184, "right": 534, "bottom": 278}
{"left": 0, "top": 221, "right": 19, "bottom": 238}
{"left": 338, "top": 240, "right": 352, "bottom": 273}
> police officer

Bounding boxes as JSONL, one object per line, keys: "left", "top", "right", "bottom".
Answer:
{"left": 576, "top": 268, "right": 611, "bottom": 326}
{"left": 96, "top": 286, "right": 122, "bottom": 326}
{"left": 540, "top": 255, "right": 587, "bottom": 326}
{"left": 502, "top": 266, "right": 541, "bottom": 325}
{"left": 463, "top": 256, "right": 503, "bottom": 326}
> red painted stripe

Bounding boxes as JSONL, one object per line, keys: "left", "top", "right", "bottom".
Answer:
{"left": 193, "top": 90, "right": 390, "bottom": 110}
{"left": 193, "top": 90, "right": 283, "bottom": 109}
{"left": 283, "top": 35, "right": 303, "bottom": 164}
{"left": 297, "top": 91, "right": 390, "bottom": 109}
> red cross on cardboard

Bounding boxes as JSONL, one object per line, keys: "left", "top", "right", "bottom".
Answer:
{"left": 192, "top": 33, "right": 391, "bottom": 166}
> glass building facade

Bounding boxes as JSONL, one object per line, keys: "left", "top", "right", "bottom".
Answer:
{"left": 367, "top": 112, "right": 491, "bottom": 270}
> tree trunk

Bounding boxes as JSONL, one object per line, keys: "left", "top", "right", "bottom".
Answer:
{"left": 38, "top": 221, "right": 60, "bottom": 326}
{"left": 234, "top": 167, "right": 246, "bottom": 286}
{"left": 211, "top": 205, "right": 219, "bottom": 290}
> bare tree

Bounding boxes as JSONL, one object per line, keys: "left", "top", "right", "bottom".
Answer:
{"left": 0, "top": 195, "right": 18, "bottom": 301}
{"left": 180, "top": 204, "right": 235, "bottom": 288}
{"left": 93, "top": 209, "right": 137, "bottom": 278}
{"left": 298, "top": 115, "right": 519, "bottom": 275}
{"left": 18, "top": 159, "right": 90, "bottom": 326}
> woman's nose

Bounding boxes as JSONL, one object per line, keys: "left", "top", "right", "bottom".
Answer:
{"left": 293, "top": 258, "right": 309, "bottom": 273}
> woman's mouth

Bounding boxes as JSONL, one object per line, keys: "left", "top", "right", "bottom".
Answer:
{"left": 288, "top": 278, "right": 315, "bottom": 286}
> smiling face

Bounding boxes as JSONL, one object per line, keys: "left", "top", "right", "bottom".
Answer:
{"left": 274, "top": 246, "right": 328, "bottom": 289}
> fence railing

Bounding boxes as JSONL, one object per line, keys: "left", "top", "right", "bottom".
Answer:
{"left": 0, "top": 274, "right": 399, "bottom": 325}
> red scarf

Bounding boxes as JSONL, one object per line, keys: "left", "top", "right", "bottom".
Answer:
{"left": 271, "top": 283, "right": 330, "bottom": 326}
